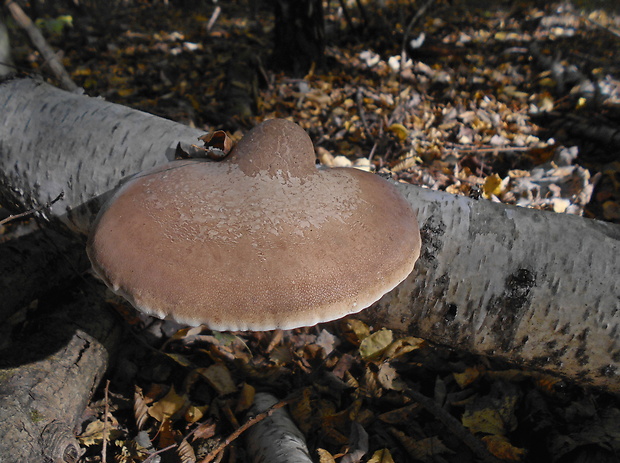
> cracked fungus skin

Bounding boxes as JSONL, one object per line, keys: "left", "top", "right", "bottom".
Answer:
{"left": 87, "top": 119, "right": 420, "bottom": 331}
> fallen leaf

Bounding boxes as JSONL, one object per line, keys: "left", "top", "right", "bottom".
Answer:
{"left": 147, "top": 386, "right": 188, "bottom": 422}
{"left": 367, "top": 448, "right": 395, "bottom": 463}
{"left": 482, "top": 435, "right": 526, "bottom": 461}
{"left": 359, "top": 329, "right": 393, "bottom": 360}
{"left": 197, "top": 363, "right": 237, "bottom": 395}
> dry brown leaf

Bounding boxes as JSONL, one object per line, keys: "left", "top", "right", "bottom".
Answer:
{"left": 376, "top": 362, "right": 405, "bottom": 391}
{"left": 317, "top": 448, "right": 337, "bottom": 463}
{"left": 382, "top": 337, "right": 426, "bottom": 360}
{"left": 134, "top": 386, "right": 149, "bottom": 430}
{"left": 389, "top": 429, "right": 454, "bottom": 462}
{"left": 482, "top": 435, "right": 526, "bottom": 461}
{"left": 377, "top": 403, "right": 421, "bottom": 424}
{"left": 158, "top": 418, "right": 178, "bottom": 448}
{"left": 178, "top": 437, "right": 197, "bottom": 463}
{"left": 197, "top": 363, "right": 237, "bottom": 396}
{"left": 193, "top": 419, "right": 217, "bottom": 440}
{"left": 290, "top": 387, "right": 314, "bottom": 434}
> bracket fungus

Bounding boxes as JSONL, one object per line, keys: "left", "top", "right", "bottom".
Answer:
{"left": 87, "top": 119, "right": 421, "bottom": 331}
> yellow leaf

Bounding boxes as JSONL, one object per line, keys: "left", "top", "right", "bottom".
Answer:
{"left": 367, "top": 448, "right": 395, "bottom": 463}
{"left": 342, "top": 319, "right": 370, "bottom": 344}
{"left": 482, "top": 435, "right": 526, "bottom": 461}
{"left": 388, "top": 123, "right": 409, "bottom": 142}
{"left": 359, "top": 329, "right": 393, "bottom": 360}
{"left": 383, "top": 337, "right": 425, "bottom": 360}
{"left": 235, "top": 383, "right": 255, "bottom": 414}
{"left": 78, "top": 420, "right": 122, "bottom": 446}
{"left": 147, "top": 386, "right": 188, "bottom": 422}
{"left": 453, "top": 365, "right": 485, "bottom": 388}
{"left": 462, "top": 392, "right": 518, "bottom": 436}
{"left": 462, "top": 407, "right": 506, "bottom": 435}
{"left": 317, "top": 448, "right": 337, "bottom": 462}
{"left": 116, "top": 88, "right": 134, "bottom": 98}
{"left": 483, "top": 173, "right": 504, "bottom": 199}
{"left": 184, "top": 404, "right": 208, "bottom": 423}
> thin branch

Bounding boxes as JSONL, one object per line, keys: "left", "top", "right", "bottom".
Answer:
{"left": 197, "top": 395, "right": 296, "bottom": 463}
{"left": 399, "top": 0, "right": 436, "bottom": 71}
{"left": 143, "top": 444, "right": 177, "bottom": 463}
{"left": 4, "top": 0, "right": 80, "bottom": 92}
{"left": 0, "top": 191, "right": 64, "bottom": 226}
{"left": 102, "top": 380, "right": 110, "bottom": 463}
{"left": 206, "top": 6, "right": 221, "bottom": 33}
{"left": 356, "top": 88, "right": 375, "bottom": 143}
{"left": 405, "top": 387, "right": 503, "bottom": 463}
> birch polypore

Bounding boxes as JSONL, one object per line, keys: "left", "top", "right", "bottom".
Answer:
{"left": 360, "top": 186, "right": 620, "bottom": 390}
{"left": 87, "top": 119, "right": 420, "bottom": 331}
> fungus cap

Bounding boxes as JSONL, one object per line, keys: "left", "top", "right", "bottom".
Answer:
{"left": 87, "top": 119, "right": 420, "bottom": 331}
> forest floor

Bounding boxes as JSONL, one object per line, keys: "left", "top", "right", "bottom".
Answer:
{"left": 4, "top": 0, "right": 620, "bottom": 462}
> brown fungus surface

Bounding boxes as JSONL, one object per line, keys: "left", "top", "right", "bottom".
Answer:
{"left": 87, "top": 119, "right": 421, "bottom": 331}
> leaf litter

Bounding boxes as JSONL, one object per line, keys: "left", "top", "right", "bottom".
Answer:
{"left": 8, "top": 0, "right": 620, "bottom": 461}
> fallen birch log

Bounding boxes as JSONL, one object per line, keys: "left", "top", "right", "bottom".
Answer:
{"left": 0, "top": 278, "right": 122, "bottom": 462}
{"left": 0, "top": 77, "right": 619, "bottom": 392}
{"left": 245, "top": 393, "right": 312, "bottom": 463}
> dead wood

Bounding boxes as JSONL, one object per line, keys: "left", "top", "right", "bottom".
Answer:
{"left": 0, "top": 227, "right": 89, "bottom": 322}
{"left": 4, "top": 1, "right": 79, "bottom": 93}
{"left": 0, "top": 277, "right": 122, "bottom": 463}
{"left": 1, "top": 77, "right": 619, "bottom": 392}
{"left": 0, "top": 77, "right": 205, "bottom": 234}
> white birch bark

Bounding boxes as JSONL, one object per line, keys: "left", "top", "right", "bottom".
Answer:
{"left": 1, "top": 78, "right": 619, "bottom": 391}
{"left": 245, "top": 393, "right": 312, "bottom": 463}
{"left": 359, "top": 186, "right": 620, "bottom": 391}
{"left": 0, "top": 78, "right": 205, "bottom": 233}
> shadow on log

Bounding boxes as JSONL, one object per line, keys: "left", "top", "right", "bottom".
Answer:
{"left": 0, "top": 277, "right": 122, "bottom": 462}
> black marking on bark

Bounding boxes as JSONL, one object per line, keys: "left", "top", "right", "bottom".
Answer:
{"left": 445, "top": 304, "right": 457, "bottom": 322}
{"left": 419, "top": 216, "right": 445, "bottom": 265}
{"left": 574, "top": 327, "right": 591, "bottom": 367}
{"left": 601, "top": 364, "right": 618, "bottom": 378}
{"left": 487, "top": 267, "right": 537, "bottom": 352}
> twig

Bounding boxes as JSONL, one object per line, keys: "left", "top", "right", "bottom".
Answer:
{"left": 102, "top": 379, "right": 110, "bottom": 463}
{"left": 198, "top": 395, "right": 296, "bottom": 463}
{"left": 399, "top": 0, "right": 436, "bottom": 71}
{"left": 356, "top": 88, "right": 375, "bottom": 143}
{"left": 0, "top": 191, "right": 64, "bottom": 226}
{"left": 143, "top": 444, "right": 177, "bottom": 463}
{"left": 206, "top": 6, "right": 221, "bottom": 33}
{"left": 5, "top": 0, "right": 80, "bottom": 93}
{"left": 404, "top": 387, "right": 503, "bottom": 463}
{"left": 354, "top": 0, "right": 368, "bottom": 28}
{"left": 337, "top": 0, "right": 354, "bottom": 31}
{"left": 580, "top": 14, "right": 620, "bottom": 39}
